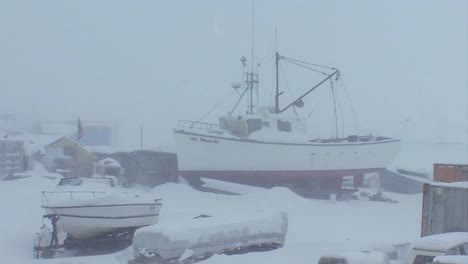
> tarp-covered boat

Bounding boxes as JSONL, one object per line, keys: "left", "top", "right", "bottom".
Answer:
{"left": 131, "top": 211, "right": 288, "bottom": 263}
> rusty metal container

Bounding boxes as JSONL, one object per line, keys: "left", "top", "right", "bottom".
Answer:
{"left": 433, "top": 163, "right": 468, "bottom": 182}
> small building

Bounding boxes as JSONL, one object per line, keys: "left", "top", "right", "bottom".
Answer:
{"left": 88, "top": 147, "right": 179, "bottom": 187}
{"left": 11, "top": 134, "right": 96, "bottom": 177}
{"left": 121, "top": 150, "right": 178, "bottom": 187}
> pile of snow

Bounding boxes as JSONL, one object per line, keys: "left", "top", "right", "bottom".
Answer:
{"left": 84, "top": 145, "right": 138, "bottom": 154}
{"left": 434, "top": 255, "right": 468, "bottom": 264}
{"left": 410, "top": 232, "right": 468, "bottom": 252}
{"left": 96, "top": 157, "right": 121, "bottom": 168}
{"left": 201, "top": 178, "right": 267, "bottom": 195}
{"left": 429, "top": 181, "right": 468, "bottom": 189}
{"left": 388, "top": 141, "right": 468, "bottom": 178}
{"left": 3, "top": 161, "right": 62, "bottom": 181}
{"left": 318, "top": 250, "right": 390, "bottom": 264}
{"left": 8, "top": 134, "right": 64, "bottom": 155}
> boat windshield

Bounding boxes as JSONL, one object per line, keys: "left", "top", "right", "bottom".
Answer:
{"left": 58, "top": 177, "right": 115, "bottom": 188}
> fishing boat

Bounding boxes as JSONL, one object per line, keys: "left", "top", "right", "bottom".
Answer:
{"left": 173, "top": 51, "right": 401, "bottom": 195}
{"left": 41, "top": 177, "right": 162, "bottom": 240}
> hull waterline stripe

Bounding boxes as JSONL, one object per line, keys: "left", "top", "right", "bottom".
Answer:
{"left": 179, "top": 168, "right": 385, "bottom": 174}
{"left": 42, "top": 203, "right": 161, "bottom": 209}
{"left": 51, "top": 213, "right": 159, "bottom": 220}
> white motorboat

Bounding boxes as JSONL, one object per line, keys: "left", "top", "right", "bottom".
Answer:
{"left": 41, "top": 177, "right": 162, "bottom": 240}
{"left": 174, "top": 52, "right": 400, "bottom": 194}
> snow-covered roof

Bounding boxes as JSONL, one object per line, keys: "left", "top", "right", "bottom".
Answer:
{"left": 82, "top": 123, "right": 113, "bottom": 127}
{"left": 434, "top": 255, "right": 468, "bottom": 264}
{"left": 9, "top": 134, "right": 67, "bottom": 155}
{"left": 84, "top": 145, "right": 137, "bottom": 154}
{"left": 412, "top": 232, "right": 468, "bottom": 251}
{"left": 429, "top": 181, "right": 468, "bottom": 189}
{"left": 84, "top": 145, "right": 176, "bottom": 155}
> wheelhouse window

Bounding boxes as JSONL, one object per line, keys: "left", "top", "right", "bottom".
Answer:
{"left": 247, "top": 118, "right": 262, "bottom": 134}
{"left": 277, "top": 120, "right": 292, "bottom": 132}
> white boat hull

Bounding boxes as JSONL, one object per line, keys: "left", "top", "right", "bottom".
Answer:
{"left": 43, "top": 203, "right": 161, "bottom": 239}
{"left": 174, "top": 129, "right": 401, "bottom": 184}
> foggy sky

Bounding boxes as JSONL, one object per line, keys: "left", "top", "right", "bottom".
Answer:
{"left": 1, "top": 0, "right": 467, "bottom": 148}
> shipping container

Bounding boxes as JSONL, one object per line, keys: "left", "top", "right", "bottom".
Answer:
{"left": 433, "top": 163, "right": 468, "bottom": 182}
{"left": 421, "top": 182, "right": 468, "bottom": 237}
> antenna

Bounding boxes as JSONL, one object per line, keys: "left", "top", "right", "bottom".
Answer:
{"left": 275, "top": 26, "right": 277, "bottom": 53}
{"left": 231, "top": 0, "right": 259, "bottom": 115}
{"left": 251, "top": 0, "right": 255, "bottom": 73}
{"left": 249, "top": 0, "right": 255, "bottom": 114}
{"left": 140, "top": 125, "right": 143, "bottom": 149}
{"left": 275, "top": 27, "right": 280, "bottom": 114}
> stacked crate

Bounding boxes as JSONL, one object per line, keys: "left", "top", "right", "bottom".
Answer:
{"left": 0, "top": 140, "right": 25, "bottom": 178}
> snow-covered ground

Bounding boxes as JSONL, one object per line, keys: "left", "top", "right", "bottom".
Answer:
{"left": 388, "top": 141, "right": 468, "bottom": 178}
{"left": 0, "top": 141, "right": 465, "bottom": 264}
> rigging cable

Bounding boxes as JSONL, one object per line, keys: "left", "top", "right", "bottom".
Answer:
{"left": 197, "top": 89, "right": 237, "bottom": 122}
{"left": 257, "top": 55, "right": 275, "bottom": 69}
{"left": 280, "top": 56, "right": 337, "bottom": 71}
{"left": 334, "top": 80, "right": 346, "bottom": 137}
{"left": 281, "top": 58, "right": 330, "bottom": 76}
{"left": 338, "top": 86, "right": 345, "bottom": 137}
{"left": 269, "top": 61, "right": 275, "bottom": 105}
{"left": 330, "top": 79, "right": 339, "bottom": 138}
{"left": 339, "top": 76, "right": 360, "bottom": 135}
{"left": 307, "top": 102, "right": 320, "bottom": 118}
{"left": 292, "top": 105, "right": 298, "bottom": 116}
{"left": 279, "top": 61, "right": 297, "bottom": 115}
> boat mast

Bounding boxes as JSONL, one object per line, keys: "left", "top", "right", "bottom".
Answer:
{"left": 247, "top": 0, "right": 256, "bottom": 114}
{"left": 275, "top": 52, "right": 280, "bottom": 114}
{"left": 274, "top": 28, "right": 283, "bottom": 114}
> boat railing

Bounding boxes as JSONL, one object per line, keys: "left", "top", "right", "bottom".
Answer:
{"left": 41, "top": 191, "right": 107, "bottom": 202}
{"left": 178, "top": 120, "right": 220, "bottom": 131}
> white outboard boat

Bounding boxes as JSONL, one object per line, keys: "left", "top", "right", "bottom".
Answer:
{"left": 40, "top": 177, "right": 162, "bottom": 240}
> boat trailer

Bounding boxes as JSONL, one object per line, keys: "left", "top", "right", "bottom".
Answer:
{"left": 34, "top": 214, "right": 136, "bottom": 258}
